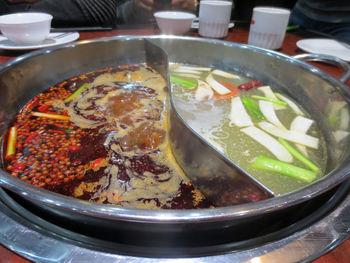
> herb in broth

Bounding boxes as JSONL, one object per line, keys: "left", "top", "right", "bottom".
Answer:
{"left": 2, "top": 64, "right": 213, "bottom": 209}
{"left": 170, "top": 64, "right": 327, "bottom": 195}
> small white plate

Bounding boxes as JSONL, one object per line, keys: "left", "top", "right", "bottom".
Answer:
{"left": 296, "top": 38, "right": 350, "bottom": 62}
{"left": 191, "top": 19, "right": 234, "bottom": 29}
{"left": 0, "top": 32, "right": 80, "bottom": 50}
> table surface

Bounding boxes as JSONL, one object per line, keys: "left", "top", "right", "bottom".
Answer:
{"left": 0, "top": 25, "right": 349, "bottom": 263}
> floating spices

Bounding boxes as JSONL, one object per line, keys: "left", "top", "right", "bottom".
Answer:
{"left": 3, "top": 64, "right": 211, "bottom": 210}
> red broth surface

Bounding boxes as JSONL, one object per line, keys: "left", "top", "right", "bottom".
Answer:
{"left": 2, "top": 64, "right": 214, "bottom": 209}
{"left": 2, "top": 64, "right": 269, "bottom": 209}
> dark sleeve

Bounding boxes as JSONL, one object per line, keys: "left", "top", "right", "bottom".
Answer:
{"left": 28, "top": 0, "right": 118, "bottom": 27}
{"left": 75, "top": 0, "right": 118, "bottom": 26}
{"left": 0, "top": 0, "right": 10, "bottom": 15}
{"left": 0, "top": 1, "right": 29, "bottom": 15}
{"left": 296, "top": 0, "right": 350, "bottom": 23}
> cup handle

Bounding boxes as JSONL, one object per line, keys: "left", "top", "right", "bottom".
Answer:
{"left": 293, "top": 53, "right": 350, "bottom": 84}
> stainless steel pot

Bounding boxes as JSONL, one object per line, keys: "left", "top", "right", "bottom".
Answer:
{"left": 1, "top": 36, "right": 350, "bottom": 238}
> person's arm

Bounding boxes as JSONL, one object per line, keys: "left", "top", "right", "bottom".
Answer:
{"left": 76, "top": 0, "right": 118, "bottom": 26}
{"left": 28, "top": 0, "right": 118, "bottom": 27}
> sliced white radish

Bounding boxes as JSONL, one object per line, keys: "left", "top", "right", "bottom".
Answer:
{"left": 173, "top": 65, "right": 211, "bottom": 72}
{"left": 258, "top": 86, "right": 277, "bottom": 99}
{"left": 173, "top": 68, "right": 203, "bottom": 75}
{"left": 258, "top": 86, "right": 285, "bottom": 110}
{"left": 206, "top": 74, "right": 231, "bottom": 95}
{"left": 275, "top": 93, "right": 304, "bottom": 116}
{"left": 258, "top": 121, "right": 319, "bottom": 149}
{"left": 212, "top": 69, "right": 239, "bottom": 79}
{"left": 259, "top": 100, "right": 286, "bottom": 129}
{"left": 241, "top": 126, "right": 293, "bottom": 162}
{"left": 229, "top": 97, "right": 253, "bottom": 127}
{"left": 194, "top": 80, "right": 214, "bottom": 101}
{"left": 290, "top": 116, "right": 314, "bottom": 133}
{"left": 290, "top": 116, "right": 314, "bottom": 157}
{"left": 172, "top": 73, "right": 202, "bottom": 79}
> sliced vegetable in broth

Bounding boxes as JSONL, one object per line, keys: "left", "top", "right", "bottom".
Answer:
{"left": 1, "top": 62, "right": 328, "bottom": 207}
{"left": 170, "top": 63, "right": 327, "bottom": 195}
{"left": 2, "top": 64, "right": 212, "bottom": 209}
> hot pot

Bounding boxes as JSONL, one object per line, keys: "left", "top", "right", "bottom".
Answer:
{"left": 1, "top": 36, "right": 350, "bottom": 253}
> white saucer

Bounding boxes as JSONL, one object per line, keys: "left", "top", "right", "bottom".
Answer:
{"left": 296, "top": 38, "right": 350, "bottom": 62}
{"left": 191, "top": 19, "right": 234, "bottom": 29}
{"left": 0, "top": 32, "right": 80, "bottom": 50}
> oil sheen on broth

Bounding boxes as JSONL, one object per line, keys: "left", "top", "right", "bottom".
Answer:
{"left": 170, "top": 64, "right": 327, "bottom": 195}
{"left": 3, "top": 64, "right": 210, "bottom": 209}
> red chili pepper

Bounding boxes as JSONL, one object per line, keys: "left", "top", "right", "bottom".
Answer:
{"left": 238, "top": 80, "right": 262, "bottom": 91}
{"left": 25, "top": 132, "right": 38, "bottom": 144}
{"left": 72, "top": 160, "right": 82, "bottom": 166}
{"left": 18, "top": 133, "right": 31, "bottom": 137}
{"left": 13, "top": 163, "right": 26, "bottom": 171}
{"left": 5, "top": 154, "right": 15, "bottom": 161}
{"left": 213, "top": 91, "right": 239, "bottom": 100}
{"left": 16, "top": 143, "right": 23, "bottom": 151}
{"left": 26, "top": 97, "right": 39, "bottom": 109}
{"left": 237, "top": 83, "right": 250, "bottom": 91}
{"left": 68, "top": 145, "right": 82, "bottom": 152}
{"left": 220, "top": 81, "right": 238, "bottom": 93}
{"left": 55, "top": 151, "right": 68, "bottom": 162}
{"left": 48, "top": 130, "right": 66, "bottom": 135}
{"left": 249, "top": 80, "right": 262, "bottom": 87}
{"left": 56, "top": 152, "right": 63, "bottom": 162}
{"left": 213, "top": 82, "right": 239, "bottom": 100}
{"left": 38, "top": 104, "right": 50, "bottom": 112}
{"left": 92, "top": 158, "right": 104, "bottom": 169}
{"left": 17, "top": 125, "right": 30, "bottom": 134}
{"left": 23, "top": 126, "right": 30, "bottom": 133}
{"left": 51, "top": 139, "right": 61, "bottom": 148}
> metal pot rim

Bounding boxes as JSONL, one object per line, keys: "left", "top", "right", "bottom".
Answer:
{"left": 1, "top": 35, "right": 349, "bottom": 223}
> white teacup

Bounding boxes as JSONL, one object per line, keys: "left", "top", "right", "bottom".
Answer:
{"left": 0, "top": 12, "right": 53, "bottom": 45}
{"left": 199, "top": 0, "right": 233, "bottom": 38}
{"left": 154, "top": 11, "right": 196, "bottom": 35}
{"left": 248, "top": 7, "right": 291, "bottom": 50}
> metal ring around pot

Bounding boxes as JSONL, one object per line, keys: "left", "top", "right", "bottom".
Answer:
{"left": 0, "top": 35, "right": 350, "bottom": 225}
{"left": 294, "top": 53, "right": 350, "bottom": 84}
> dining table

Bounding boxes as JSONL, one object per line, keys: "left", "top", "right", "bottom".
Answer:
{"left": 0, "top": 22, "right": 350, "bottom": 263}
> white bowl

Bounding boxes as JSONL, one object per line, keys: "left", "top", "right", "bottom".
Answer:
{"left": 0, "top": 12, "right": 52, "bottom": 45}
{"left": 154, "top": 11, "right": 196, "bottom": 35}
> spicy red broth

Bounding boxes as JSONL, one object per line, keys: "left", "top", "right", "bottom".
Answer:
{"left": 2, "top": 64, "right": 213, "bottom": 209}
